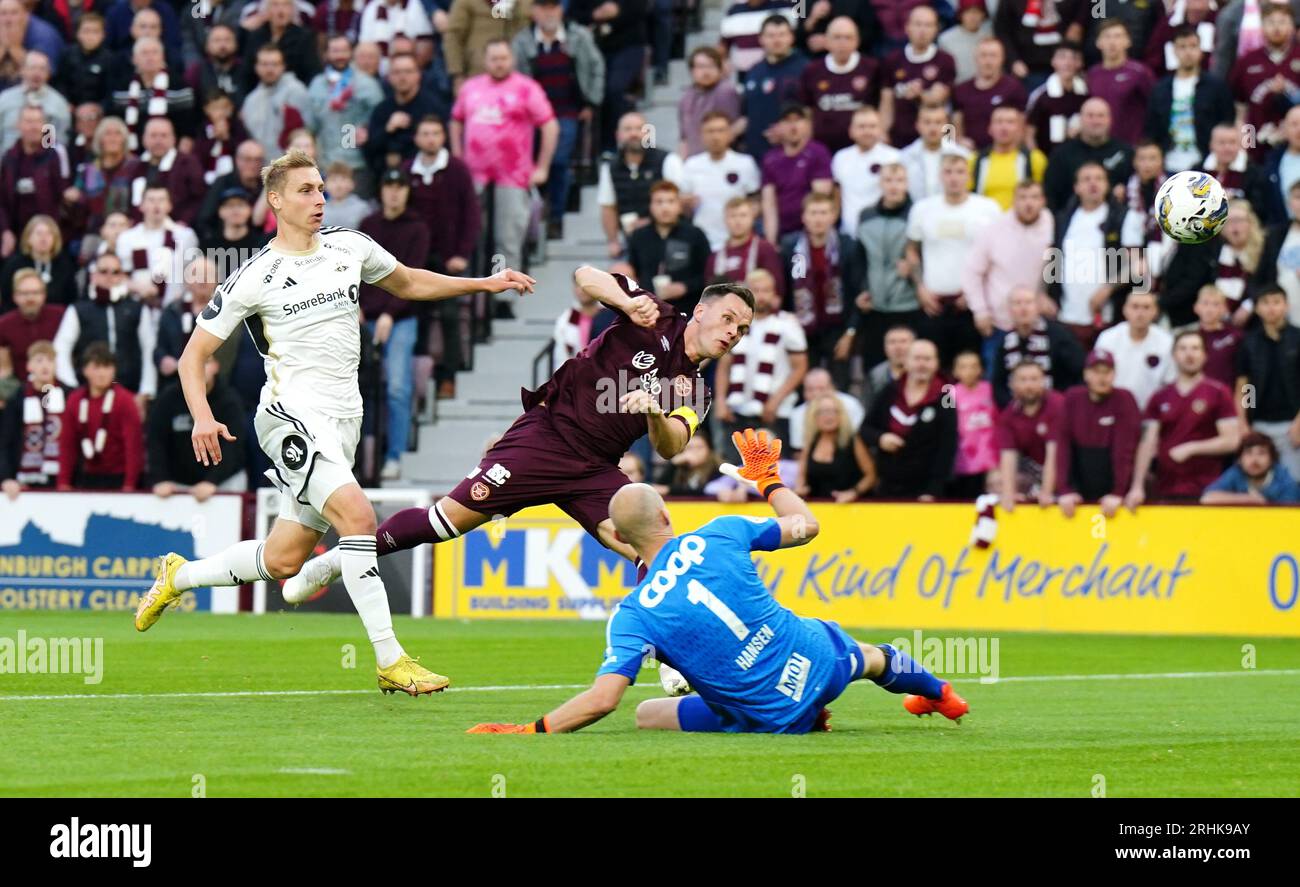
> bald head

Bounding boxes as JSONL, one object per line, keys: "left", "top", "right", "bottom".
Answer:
{"left": 609, "top": 483, "right": 672, "bottom": 549}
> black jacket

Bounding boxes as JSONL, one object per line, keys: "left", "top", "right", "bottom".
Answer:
{"left": 1043, "top": 137, "right": 1135, "bottom": 211}
{"left": 0, "top": 251, "right": 80, "bottom": 309}
{"left": 568, "top": 0, "right": 648, "bottom": 55}
{"left": 1237, "top": 324, "right": 1300, "bottom": 422}
{"left": 238, "top": 24, "right": 321, "bottom": 96}
{"left": 56, "top": 43, "right": 114, "bottom": 106}
{"left": 859, "top": 379, "right": 957, "bottom": 498}
{"left": 1144, "top": 72, "right": 1234, "bottom": 161}
{"left": 146, "top": 379, "right": 246, "bottom": 486}
{"left": 1159, "top": 239, "right": 1220, "bottom": 327}
{"left": 626, "top": 220, "right": 713, "bottom": 318}
{"left": 992, "top": 319, "right": 1085, "bottom": 407}
{"left": 1255, "top": 222, "right": 1299, "bottom": 298}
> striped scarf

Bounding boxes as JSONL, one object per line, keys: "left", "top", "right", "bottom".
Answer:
{"left": 18, "top": 380, "right": 64, "bottom": 484}
{"left": 123, "top": 72, "right": 170, "bottom": 151}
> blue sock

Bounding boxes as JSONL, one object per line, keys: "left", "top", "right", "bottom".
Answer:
{"left": 871, "top": 644, "right": 946, "bottom": 699}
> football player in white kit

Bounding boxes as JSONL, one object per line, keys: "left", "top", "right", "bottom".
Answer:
{"left": 133, "top": 150, "right": 535, "bottom": 696}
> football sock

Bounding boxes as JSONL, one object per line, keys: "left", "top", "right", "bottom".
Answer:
{"left": 174, "top": 540, "right": 272, "bottom": 591}
{"left": 377, "top": 502, "right": 461, "bottom": 556}
{"left": 338, "top": 534, "right": 403, "bottom": 668}
{"left": 870, "top": 644, "right": 946, "bottom": 699}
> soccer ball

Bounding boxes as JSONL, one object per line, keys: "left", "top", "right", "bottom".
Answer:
{"left": 1155, "top": 171, "right": 1229, "bottom": 244}
{"left": 659, "top": 663, "right": 692, "bottom": 697}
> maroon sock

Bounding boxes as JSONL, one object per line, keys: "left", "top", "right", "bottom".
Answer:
{"left": 377, "top": 507, "right": 439, "bottom": 556}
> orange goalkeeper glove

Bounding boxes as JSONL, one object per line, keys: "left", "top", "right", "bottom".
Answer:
{"left": 466, "top": 717, "right": 549, "bottom": 734}
{"left": 719, "top": 428, "right": 785, "bottom": 498}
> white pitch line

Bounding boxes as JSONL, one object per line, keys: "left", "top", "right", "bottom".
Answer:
{"left": 948, "top": 668, "right": 1300, "bottom": 685}
{"left": 0, "top": 669, "right": 1297, "bottom": 703}
{"left": 278, "top": 768, "right": 350, "bottom": 776}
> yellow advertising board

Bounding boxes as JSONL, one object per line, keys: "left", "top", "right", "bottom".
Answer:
{"left": 432, "top": 503, "right": 1300, "bottom": 636}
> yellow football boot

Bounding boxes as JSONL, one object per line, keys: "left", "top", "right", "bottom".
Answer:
{"left": 377, "top": 654, "right": 450, "bottom": 696}
{"left": 134, "top": 552, "right": 187, "bottom": 632}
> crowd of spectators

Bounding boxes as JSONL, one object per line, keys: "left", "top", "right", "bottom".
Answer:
{"left": 3, "top": 0, "right": 1300, "bottom": 512}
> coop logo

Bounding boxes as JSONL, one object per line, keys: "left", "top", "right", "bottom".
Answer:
{"left": 639, "top": 535, "right": 707, "bottom": 607}
{"left": 49, "top": 818, "right": 151, "bottom": 867}
{"left": 283, "top": 284, "right": 359, "bottom": 315}
{"left": 775, "top": 651, "right": 811, "bottom": 702}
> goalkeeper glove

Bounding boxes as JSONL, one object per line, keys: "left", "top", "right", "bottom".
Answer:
{"left": 466, "top": 717, "right": 549, "bottom": 734}
{"left": 719, "top": 428, "right": 786, "bottom": 499}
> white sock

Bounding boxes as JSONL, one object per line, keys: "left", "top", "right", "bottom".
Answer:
{"left": 338, "top": 534, "right": 404, "bottom": 668}
{"left": 174, "top": 540, "right": 272, "bottom": 590}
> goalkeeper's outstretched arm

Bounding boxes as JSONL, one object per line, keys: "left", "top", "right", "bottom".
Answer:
{"left": 768, "top": 485, "right": 820, "bottom": 550}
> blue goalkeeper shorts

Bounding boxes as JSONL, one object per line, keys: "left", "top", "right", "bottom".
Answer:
{"left": 675, "top": 620, "right": 864, "bottom": 735}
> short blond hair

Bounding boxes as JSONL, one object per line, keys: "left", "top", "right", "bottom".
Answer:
{"left": 11, "top": 268, "right": 46, "bottom": 293}
{"left": 744, "top": 268, "right": 775, "bottom": 291}
{"left": 262, "top": 149, "right": 319, "bottom": 201}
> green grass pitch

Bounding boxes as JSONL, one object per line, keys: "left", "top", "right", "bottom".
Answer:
{"left": 2, "top": 611, "right": 1299, "bottom": 797}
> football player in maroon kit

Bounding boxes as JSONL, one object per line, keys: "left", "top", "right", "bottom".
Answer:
{"left": 1126, "top": 330, "right": 1241, "bottom": 508}
{"left": 283, "top": 269, "right": 755, "bottom": 603}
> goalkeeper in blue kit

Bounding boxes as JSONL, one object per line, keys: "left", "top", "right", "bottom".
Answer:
{"left": 468, "top": 430, "right": 969, "bottom": 735}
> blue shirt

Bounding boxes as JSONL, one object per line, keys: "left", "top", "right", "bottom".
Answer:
{"left": 1205, "top": 463, "right": 1300, "bottom": 503}
{"left": 598, "top": 515, "right": 846, "bottom": 730}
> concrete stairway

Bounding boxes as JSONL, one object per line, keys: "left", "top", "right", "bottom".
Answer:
{"left": 401, "top": 3, "right": 723, "bottom": 492}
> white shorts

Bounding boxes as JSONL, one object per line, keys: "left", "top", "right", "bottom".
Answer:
{"left": 255, "top": 400, "right": 362, "bottom": 534}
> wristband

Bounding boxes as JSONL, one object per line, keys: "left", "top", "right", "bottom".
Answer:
{"left": 532, "top": 716, "right": 549, "bottom": 734}
{"left": 758, "top": 478, "right": 785, "bottom": 499}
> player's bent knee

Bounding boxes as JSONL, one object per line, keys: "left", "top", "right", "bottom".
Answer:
{"left": 262, "top": 548, "right": 307, "bottom": 580}
{"left": 323, "top": 484, "right": 378, "bottom": 536}
{"left": 636, "top": 698, "right": 681, "bottom": 730}
{"left": 437, "top": 496, "right": 489, "bottom": 534}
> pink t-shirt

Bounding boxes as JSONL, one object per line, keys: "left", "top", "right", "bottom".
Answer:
{"left": 952, "top": 380, "right": 999, "bottom": 476}
{"left": 451, "top": 72, "right": 555, "bottom": 189}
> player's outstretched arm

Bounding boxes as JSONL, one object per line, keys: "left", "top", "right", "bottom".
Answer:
{"left": 721, "top": 428, "right": 820, "bottom": 548}
{"left": 574, "top": 265, "right": 659, "bottom": 328}
{"left": 467, "top": 674, "right": 631, "bottom": 735}
{"left": 178, "top": 327, "right": 236, "bottom": 467}
{"left": 376, "top": 263, "right": 536, "bottom": 302}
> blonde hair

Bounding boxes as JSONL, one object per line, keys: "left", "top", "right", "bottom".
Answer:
{"left": 1226, "top": 199, "right": 1264, "bottom": 273}
{"left": 11, "top": 267, "right": 46, "bottom": 292}
{"left": 21, "top": 214, "right": 62, "bottom": 258}
{"left": 262, "top": 149, "right": 319, "bottom": 202}
{"left": 805, "top": 394, "right": 852, "bottom": 450}
{"left": 744, "top": 268, "right": 775, "bottom": 291}
{"left": 91, "top": 116, "right": 130, "bottom": 157}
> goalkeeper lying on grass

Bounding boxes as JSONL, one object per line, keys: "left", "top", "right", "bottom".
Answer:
{"left": 468, "top": 430, "right": 970, "bottom": 735}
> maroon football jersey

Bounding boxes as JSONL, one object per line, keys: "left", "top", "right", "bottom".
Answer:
{"left": 1199, "top": 325, "right": 1245, "bottom": 390}
{"left": 1145, "top": 377, "right": 1236, "bottom": 497}
{"left": 952, "top": 75, "right": 1029, "bottom": 150}
{"left": 883, "top": 45, "right": 958, "bottom": 146}
{"left": 523, "top": 273, "right": 712, "bottom": 464}
{"left": 798, "top": 55, "right": 880, "bottom": 153}
{"left": 994, "top": 389, "right": 1066, "bottom": 467}
{"left": 1230, "top": 42, "right": 1300, "bottom": 157}
{"left": 1026, "top": 77, "right": 1088, "bottom": 157}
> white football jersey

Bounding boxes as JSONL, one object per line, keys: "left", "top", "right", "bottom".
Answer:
{"left": 196, "top": 227, "right": 399, "bottom": 419}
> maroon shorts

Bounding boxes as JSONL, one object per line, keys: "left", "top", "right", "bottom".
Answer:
{"left": 446, "top": 409, "right": 628, "bottom": 540}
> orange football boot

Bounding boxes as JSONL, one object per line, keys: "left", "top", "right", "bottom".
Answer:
{"left": 902, "top": 683, "right": 969, "bottom": 722}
